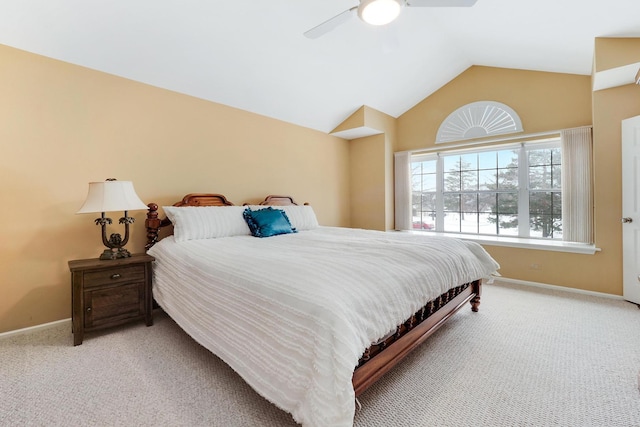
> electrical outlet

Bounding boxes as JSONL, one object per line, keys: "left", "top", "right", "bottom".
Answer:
{"left": 530, "top": 263, "right": 542, "bottom": 270}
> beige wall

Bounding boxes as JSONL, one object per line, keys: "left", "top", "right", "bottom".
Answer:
{"left": 590, "top": 84, "right": 639, "bottom": 294}
{"left": 594, "top": 38, "right": 640, "bottom": 72}
{"left": 0, "top": 44, "right": 351, "bottom": 333}
{"left": 397, "top": 66, "right": 592, "bottom": 152}
{"left": 396, "top": 66, "right": 631, "bottom": 294}
{"left": 591, "top": 38, "right": 640, "bottom": 294}
{"left": 343, "top": 106, "right": 398, "bottom": 231}
{"left": 349, "top": 134, "right": 386, "bottom": 230}
{"left": 360, "top": 107, "right": 397, "bottom": 231}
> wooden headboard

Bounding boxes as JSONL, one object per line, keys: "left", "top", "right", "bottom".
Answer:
{"left": 171, "top": 193, "right": 234, "bottom": 207}
{"left": 145, "top": 193, "right": 234, "bottom": 250}
{"left": 259, "top": 195, "right": 308, "bottom": 206}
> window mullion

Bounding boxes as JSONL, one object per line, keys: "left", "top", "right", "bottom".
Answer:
{"left": 435, "top": 155, "right": 444, "bottom": 231}
{"left": 517, "top": 144, "right": 530, "bottom": 237}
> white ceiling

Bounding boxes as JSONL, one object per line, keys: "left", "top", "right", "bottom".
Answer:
{"left": 1, "top": 0, "right": 639, "bottom": 134}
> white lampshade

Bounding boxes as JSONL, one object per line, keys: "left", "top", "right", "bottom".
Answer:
{"left": 77, "top": 180, "right": 148, "bottom": 214}
{"left": 358, "top": 0, "right": 402, "bottom": 26}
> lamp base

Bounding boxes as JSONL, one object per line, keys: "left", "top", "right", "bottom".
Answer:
{"left": 99, "top": 248, "right": 133, "bottom": 260}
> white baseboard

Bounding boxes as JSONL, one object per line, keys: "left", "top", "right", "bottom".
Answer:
{"left": 494, "top": 277, "right": 625, "bottom": 300}
{"left": 0, "top": 318, "right": 71, "bottom": 340}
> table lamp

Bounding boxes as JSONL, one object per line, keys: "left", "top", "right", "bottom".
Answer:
{"left": 77, "top": 178, "right": 148, "bottom": 260}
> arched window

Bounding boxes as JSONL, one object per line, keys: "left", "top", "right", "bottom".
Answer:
{"left": 436, "top": 101, "right": 523, "bottom": 144}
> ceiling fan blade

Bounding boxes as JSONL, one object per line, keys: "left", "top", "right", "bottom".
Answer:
{"left": 406, "top": 0, "right": 478, "bottom": 6}
{"left": 304, "top": 6, "right": 357, "bottom": 39}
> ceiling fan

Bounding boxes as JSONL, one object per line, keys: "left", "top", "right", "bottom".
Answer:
{"left": 304, "top": 0, "right": 478, "bottom": 39}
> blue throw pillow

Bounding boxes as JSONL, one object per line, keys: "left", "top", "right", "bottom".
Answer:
{"left": 243, "top": 207, "right": 297, "bottom": 238}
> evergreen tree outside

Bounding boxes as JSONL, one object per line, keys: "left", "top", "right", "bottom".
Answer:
{"left": 483, "top": 147, "right": 562, "bottom": 238}
{"left": 528, "top": 147, "right": 562, "bottom": 238}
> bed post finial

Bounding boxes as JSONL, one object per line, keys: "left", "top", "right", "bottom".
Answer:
{"left": 145, "top": 203, "right": 161, "bottom": 251}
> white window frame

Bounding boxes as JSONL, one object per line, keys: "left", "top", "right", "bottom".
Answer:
{"left": 411, "top": 139, "right": 564, "bottom": 240}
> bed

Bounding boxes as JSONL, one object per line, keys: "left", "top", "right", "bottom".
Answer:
{"left": 144, "top": 193, "right": 499, "bottom": 427}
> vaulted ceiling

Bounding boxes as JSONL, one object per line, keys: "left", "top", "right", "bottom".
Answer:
{"left": 1, "top": 0, "right": 639, "bottom": 133}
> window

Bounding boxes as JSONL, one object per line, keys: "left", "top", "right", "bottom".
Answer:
{"left": 411, "top": 139, "right": 562, "bottom": 240}
{"left": 436, "top": 101, "right": 523, "bottom": 143}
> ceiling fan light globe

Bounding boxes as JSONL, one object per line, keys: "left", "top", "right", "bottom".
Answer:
{"left": 358, "top": 0, "right": 402, "bottom": 26}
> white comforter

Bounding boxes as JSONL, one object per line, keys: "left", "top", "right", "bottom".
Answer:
{"left": 148, "top": 227, "right": 499, "bottom": 426}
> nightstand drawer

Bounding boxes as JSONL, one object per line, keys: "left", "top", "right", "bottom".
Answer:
{"left": 83, "top": 265, "right": 145, "bottom": 288}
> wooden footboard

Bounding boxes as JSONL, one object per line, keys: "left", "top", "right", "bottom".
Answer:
{"left": 352, "top": 280, "right": 481, "bottom": 396}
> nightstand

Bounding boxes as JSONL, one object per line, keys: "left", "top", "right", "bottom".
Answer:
{"left": 69, "top": 253, "right": 155, "bottom": 346}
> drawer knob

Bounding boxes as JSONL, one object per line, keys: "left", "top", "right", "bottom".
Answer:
{"left": 111, "top": 273, "right": 121, "bottom": 280}
{"left": 86, "top": 307, "right": 91, "bottom": 312}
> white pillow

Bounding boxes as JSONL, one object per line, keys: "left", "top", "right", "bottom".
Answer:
{"left": 163, "top": 206, "right": 250, "bottom": 242}
{"left": 246, "top": 205, "right": 319, "bottom": 231}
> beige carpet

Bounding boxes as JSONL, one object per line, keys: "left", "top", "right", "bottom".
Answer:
{"left": 2, "top": 280, "right": 640, "bottom": 426}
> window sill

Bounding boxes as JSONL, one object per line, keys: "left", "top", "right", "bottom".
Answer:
{"left": 405, "top": 231, "right": 600, "bottom": 255}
